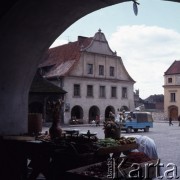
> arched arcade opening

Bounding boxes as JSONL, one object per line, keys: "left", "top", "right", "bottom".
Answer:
{"left": 89, "top": 106, "right": 100, "bottom": 123}
{"left": 0, "top": 0, "right": 129, "bottom": 135}
{"left": 168, "top": 105, "right": 178, "bottom": 120}
{"left": 105, "top": 106, "right": 115, "bottom": 121}
{"left": 119, "top": 106, "right": 129, "bottom": 112}
{"left": 71, "top": 105, "right": 83, "bottom": 122}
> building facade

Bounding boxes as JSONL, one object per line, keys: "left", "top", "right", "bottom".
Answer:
{"left": 163, "top": 60, "right": 180, "bottom": 120}
{"left": 39, "top": 30, "right": 135, "bottom": 124}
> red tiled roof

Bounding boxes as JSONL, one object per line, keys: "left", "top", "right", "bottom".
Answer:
{"left": 164, "top": 60, "right": 180, "bottom": 75}
{"left": 39, "top": 36, "right": 93, "bottom": 77}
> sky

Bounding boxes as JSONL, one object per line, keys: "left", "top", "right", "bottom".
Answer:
{"left": 50, "top": 0, "right": 180, "bottom": 99}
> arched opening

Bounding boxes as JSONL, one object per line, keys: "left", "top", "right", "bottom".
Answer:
{"left": 168, "top": 105, "right": 178, "bottom": 120}
{"left": 105, "top": 106, "right": 115, "bottom": 121}
{"left": 120, "top": 106, "right": 129, "bottom": 112}
{"left": 89, "top": 106, "right": 100, "bottom": 123}
{"left": 71, "top": 105, "right": 83, "bottom": 122}
{"left": 0, "top": 0, "right": 179, "bottom": 136}
{"left": 0, "top": 0, "right": 128, "bottom": 135}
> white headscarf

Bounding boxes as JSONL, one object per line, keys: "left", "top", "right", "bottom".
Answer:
{"left": 135, "top": 135, "right": 158, "bottom": 159}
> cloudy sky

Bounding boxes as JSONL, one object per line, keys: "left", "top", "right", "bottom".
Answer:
{"left": 50, "top": 0, "right": 180, "bottom": 99}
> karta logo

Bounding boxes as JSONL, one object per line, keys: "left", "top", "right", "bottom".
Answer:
{"left": 107, "top": 154, "right": 179, "bottom": 179}
{"left": 107, "top": 153, "right": 115, "bottom": 178}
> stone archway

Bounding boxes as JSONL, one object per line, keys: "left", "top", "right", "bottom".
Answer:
{"left": 0, "top": 0, "right": 131, "bottom": 135}
{"left": 120, "top": 106, "right": 129, "bottom": 111}
{"left": 0, "top": 1, "right": 179, "bottom": 135}
{"left": 168, "top": 105, "right": 178, "bottom": 120}
{"left": 105, "top": 106, "right": 115, "bottom": 120}
{"left": 71, "top": 105, "right": 83, "bottom": 121}
{"left": 89, "top": 106, "right": 100, "bottom": 123}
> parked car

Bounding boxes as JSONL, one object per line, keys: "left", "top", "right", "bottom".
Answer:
{"left": 121, "top": 111, "right": 153, "bottom": 133}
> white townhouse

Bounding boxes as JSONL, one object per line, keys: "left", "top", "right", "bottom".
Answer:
{"left": 39, "top": 29, "right": 135, "bottom": 124}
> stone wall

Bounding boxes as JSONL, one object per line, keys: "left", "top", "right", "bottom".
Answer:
{"left": 152, "top": 111, "right": 168, "bottom": 121}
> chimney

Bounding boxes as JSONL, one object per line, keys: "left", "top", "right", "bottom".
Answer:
{"left": 78, "top": 36, "right": 87, "bottom": 43}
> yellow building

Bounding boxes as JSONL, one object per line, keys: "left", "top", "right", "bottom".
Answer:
{"left": 163, "top": 60, "right": 180, "bottom": 121}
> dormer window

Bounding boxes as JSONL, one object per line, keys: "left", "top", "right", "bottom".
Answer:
{"left": 168, "top": 78, "right": 172, "bottom": 83}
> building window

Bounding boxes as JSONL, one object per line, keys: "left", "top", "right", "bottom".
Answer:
{"left": 168, "top": 78, "right": 172, "bottom": 83}
{"left": 87, "top": 85, "right": 93, "bottom": 97}
{"left": 111, "top": 87, "right": 117, "bottom": 98}
{"left": 87, "top": 64, "right": 93, "bottom": 74}
{"left": 74, "top": 84, "right": 80, "bottom": 97}
{"left": 170, "top": 93, "right": 176, "bottom": 102}
{"left": 99, "top": 65, "right": 104, "bottom": 76}
{"left": 99, "top": 86, "right": 106, "bottom": 98}
{"left": 122, "top": 87, "right": 128, "bottom": 98}
{"left": 110, "top": 66, "right": 115, "bottom": 76}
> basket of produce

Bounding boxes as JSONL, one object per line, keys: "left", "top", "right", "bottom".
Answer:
{"left": 95, "top": 137, "right": 138, "bottom": 155}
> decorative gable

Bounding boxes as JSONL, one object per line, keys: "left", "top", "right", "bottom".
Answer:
{"left": 40, "top": 29, "right": 134, "bottom": 83}
{"left": 82, "top": 29, "right": 116, "bottom": 56}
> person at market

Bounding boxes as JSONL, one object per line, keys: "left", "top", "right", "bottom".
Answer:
{"left": 178, "top": 115, "right": 180, "bottom": 126}
{"left": 109, "top": 111, "right": 115, "bottom": 121}
{"left": 119, "top": 112, "right": 126, "bottom": 122}
{"left": 169, "top": 116, "right": 173, "bottom": 126}
{"left": 134, "top": 135, "right": 158, "bottom": 159}
{"left": 95, "top": 115, "right": 100, "bottom": 126}
{"left": 115, "top": 113, "right": 120, "bottom": 122}
{"left": 123, "top": 135, "right": 158, "bottom": 159}
{"left": 124, "top": 135, "right": 162, "bottom": 178}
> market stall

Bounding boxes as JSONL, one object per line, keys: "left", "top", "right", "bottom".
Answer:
{"left": 0, "top": 129, "right": 160, "bottom": 180}
{"left": 65, "top": 135, "right": 159, "bottom": 179}
{"left": 36, "top": 129, "right": 159, "bottom": 179}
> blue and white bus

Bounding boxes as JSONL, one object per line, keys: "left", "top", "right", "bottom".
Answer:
{"left": 121, "top": 111, "right": 153, "bottom": 133}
